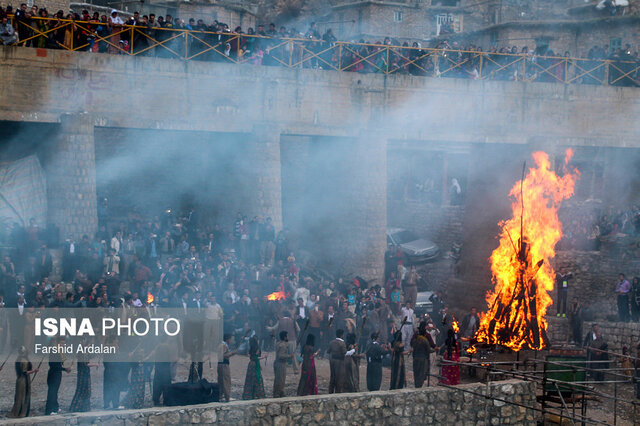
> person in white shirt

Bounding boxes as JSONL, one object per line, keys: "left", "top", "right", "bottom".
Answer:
{"left": 400, "top": 302, "right": 415, "bottom": 350}
{"left": 205, "top": 293, "right": 223, "bottom": 354}
{"left": 110, "top": 231, "right": 122, "bottom": 255}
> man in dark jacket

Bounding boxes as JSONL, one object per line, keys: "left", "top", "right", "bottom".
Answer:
{"left": 327, "top": 328, "right": 347, "bottom": 393}
{"left": 365, "top": 332, "right": 388, "bottom": 391}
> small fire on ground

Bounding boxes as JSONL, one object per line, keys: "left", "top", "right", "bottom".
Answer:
{"left": 267, "top": 290, "right": 287, "bottom": 301}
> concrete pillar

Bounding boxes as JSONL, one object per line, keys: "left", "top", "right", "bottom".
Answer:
{"left": 46, "top": 112, "right": 98, "bottom": 241}
{"left": 337, "top": 132, "right": 387, "bottom": 281}
{"left": 248, "top": 124, "right": 283, "bottom": 230}
{"left": 280, "top": 135, "right": 312, "bottom": 238}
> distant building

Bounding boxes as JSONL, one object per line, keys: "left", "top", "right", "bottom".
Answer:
{"left": 321, "top": 0, "right": 467, "bottom": 43}
{"left": 443, "top": 0, "right": 640, "bottom": 58}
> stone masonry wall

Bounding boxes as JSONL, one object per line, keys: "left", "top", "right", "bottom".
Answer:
{"left": 548, "top": 318, "right": 640, "bottom": 354}
{"left": 552, "top": 249, "right": 640, "bottom": 322}
{"left": 388, "top": 202, "right": 465, "bottom": 253}
{"left": 44, "top": 112, "right": 98, "bottom": 242}
{"left": 11, "top": 379, "right": 537, "bottom": 426}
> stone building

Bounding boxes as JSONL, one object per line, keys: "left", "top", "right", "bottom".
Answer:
{"left": 321, "top": 0, "right": 468, "bottom": 42}
{"left": 1, "top": 0, "right": 70, "bottom": 13}
{"left": 443, "top": 0, "right": 640, "bottom": 57}
{"left": 158, "top": 0, "right": 257, "bottom": 28}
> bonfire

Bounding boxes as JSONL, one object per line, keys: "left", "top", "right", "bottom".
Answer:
{"left": 469, "top": 150, "right": 579, "bottom": 353}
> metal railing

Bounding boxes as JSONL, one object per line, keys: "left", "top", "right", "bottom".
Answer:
{"left": 6, "top": 15, "right": 640, "bottom": 87}
{"left": 439, "top": 353, "right": 640, "bottom": 425}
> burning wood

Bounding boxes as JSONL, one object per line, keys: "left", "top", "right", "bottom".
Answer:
{"left": 147, "top": 292, "right": 154, "bottom": 305}
{"left": 469, "top": 150, "right": 579, "bottom": 353}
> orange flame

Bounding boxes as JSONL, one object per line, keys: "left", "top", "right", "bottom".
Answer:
{"left": 452, "top": 317, "right": 460, "bottom": 334}
{"left": 267, "top": 290, "right": 286, "bottom": 301}
{"left": 470, "top": 150, "right": 579, "bottom": 353}
{"left": 147, "top": 292, "right": 154, "bottom": 305}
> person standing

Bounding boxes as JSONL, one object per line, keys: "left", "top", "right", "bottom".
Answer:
{"left": 218, "top": 334, "right": 236, "bottom": 402}
{"left": 152, "top": 338, "right": 172, "bottom": 406}
{"left": 569, "top": 297, "right": 583, "bottom": 345}
{"left": 426, "top": 319, "right": 440, "bottom": 378}
{"left": 103, "top": 337, "right": 122, "bottom": 410}
{"left": 616, "top": 273, "right": 631, "bottom": 322}
{"left": 365, "top": 333, "right": 388, "bottom": 391}
{"left": 584, "top": 324, "right": 605, "bottom": 379}
{"left": 411, "top": 322, "right": 435, "bottom": 388}
{"left": 242, "top": 336, "right": 266, "bottom": 400}
{"left": 327, "top": 329, "right": 347, "bottom": 393}
{"left": 308, "top": 304, "right": 323, "bottom": 348}
{"left": 45, "top": 337, "right": 71, "bottom": 415}
{"left": 404, "top": 266, "right": 420, "bottom": 307}
{"left": 8, "top": 347, "right": 38, "bottom": 418}
{"left": 440, "top": 329, "right": 460, "bottom": 385}
{"left": 556, "top": 270, "right": 573, "bottom": 317}
{"left": 390, "top": 330, "right": 406, "bottom": 390}
{"left": 631, "top": 277, "right": 640, "bottom": 322}
{"left": 273, "top": 331, "right": 292, "bottom": 398}
{"left": 297, "top": 334, "right": 319, "bottom": 396}
{"left": 69, "top": 355, "right": 97, "bottom": 412}
{"left": 344, "top": 333, "right": 361, "bottom": 393}
{"left": 461, "top": 307, "right": 480, "bottom": 339}
{"left": 123, "top": 352, "right": 146, "bottom": 409}
{"left": 267, "top": 311, "right": 298, "bottom": 373}
{"left": 400, "top": 302, "right": 415, "bottom": 351}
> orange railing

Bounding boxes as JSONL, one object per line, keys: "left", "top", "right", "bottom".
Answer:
{"left": 6, "top": 15, "right": 640, "bottom": 86}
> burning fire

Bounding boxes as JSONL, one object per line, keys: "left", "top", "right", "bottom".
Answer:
{"left": 470, "top": 150, "right": 579, "bottom": 353}
{"left": 147, "top": 292, "right": 154, "bottom": 305}
{"left": 452, "top": 317, "right": 460, "bottom": 334}
{"left": 267, "top": 290, "right": 287, "bottom": 301}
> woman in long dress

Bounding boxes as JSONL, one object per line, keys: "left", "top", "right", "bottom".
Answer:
{"left": 297, "top": 334, "right": 319, "bottom": 396}
{"left": 69, "top": 354, "right": 98, "bottom": 412}
{"left": 123, "top": 351, "right": 146, "bottom": 409}
{"left": 440, "top": 329, "right": 460, "bottom": 385}
{"left": 242, "top": 337, "right": 266, "bottom": 400}
{"left": 9, "top": 347, "right": 38, "bottom": 418}
{"left": 344, "top": 333, "right": 362, "bottom": 392}
{"left": 390, "top": 331, "right": 406, "bottom": 390}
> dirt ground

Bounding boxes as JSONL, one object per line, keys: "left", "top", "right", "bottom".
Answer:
{"left": 0, "top": 349, "right": 630, "bottom": 424}
{"left": 0, "top": 351, "right": 419, "bottom": 418}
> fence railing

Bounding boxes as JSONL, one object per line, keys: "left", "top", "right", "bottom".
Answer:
{"left": 6, "top": 15, "right": 640, "bottom": 87}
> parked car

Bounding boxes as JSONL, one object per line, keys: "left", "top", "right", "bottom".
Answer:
{"left": 386, "top": 228, "right": 440, "bottom": 263}
{"left": 414, "top": 291, "right": 434, "bottom": 319}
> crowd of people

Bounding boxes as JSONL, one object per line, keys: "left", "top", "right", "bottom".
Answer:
{"left": 1, "top": 4, "right": 638, "bottom": 86}
{"left": 558, "top": 204, "right": 640, "bottom": 251}
{"left": 0, "top": 202, "right": 470, "bottom": 417}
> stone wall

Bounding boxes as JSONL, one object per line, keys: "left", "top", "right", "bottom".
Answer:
{"left": 11, "top": 379, "right": 537, "bottom": 426}
{"left": 44, "top": 112, "right": 98, "bottom": 241}
{"left": 388, "top": 202, "right": 464, "bottom": 253}
{"left": 552, "top": 249, "right": 640, "bottom": 322}
{"left": 548, "top": 318, "right": 640, "bottom": 354}
{"left": 2, "top": 46, "right": 640, "bottom": 149}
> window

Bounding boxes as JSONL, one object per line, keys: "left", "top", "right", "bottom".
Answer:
{"left": 394, "top": 11, "right": 403, "bottom": 22}
{"left": 489, "top": 30, "right": 498, "bottom": 46}
{"left": 609, "top": 38, "right": 622, "bottom": 53}
{"left": 436, "top": 14, "right": 455, "bottom": 36}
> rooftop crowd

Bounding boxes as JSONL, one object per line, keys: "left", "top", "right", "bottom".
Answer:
{"left": 0, "top": 198, "right": 471, "bottom": 417}
{"left": 1, "top": 4, "right": 638, "bottom": 86}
